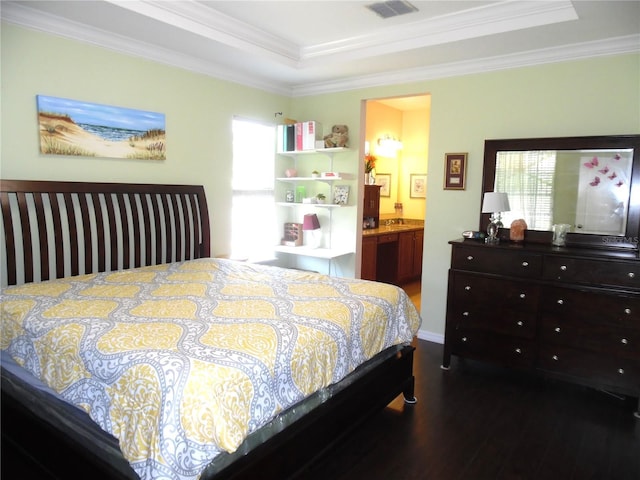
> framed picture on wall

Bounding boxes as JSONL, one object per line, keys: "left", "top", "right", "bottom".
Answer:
{"left": 376, "top": 173, "right": 391, "bottom": 197}
{"left": 444, "top": 152, "right": 467, "bottom": 190}
{"left": 36, "top": 95, "right": 166, "bottom": 160}
{"left": 410, "top": 174, "right": 427, "bottom": 198}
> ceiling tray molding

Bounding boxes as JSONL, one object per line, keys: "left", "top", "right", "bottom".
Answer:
{"left": 1, "top": 1, "right": 292, "bottom": 96}
{"left": 104, "top": 0, "right": 301, "bottom": 66}
{"left": 298, "top": 0, "right": 578, "bottom": 65}
{"left": 292, "top": 34, "right": 640, "bottom": 97}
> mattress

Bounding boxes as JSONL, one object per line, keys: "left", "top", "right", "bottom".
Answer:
{"left": 1, "top": 258, "right": 421, "bottom": 480}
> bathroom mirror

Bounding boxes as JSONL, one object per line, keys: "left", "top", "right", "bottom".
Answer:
{"left": 481, "top": 135, "right": 640, "bottom": 251}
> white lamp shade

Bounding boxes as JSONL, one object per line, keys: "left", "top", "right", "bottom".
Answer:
{"left": 482, "top": 192, "right": 510, "bottom": 213}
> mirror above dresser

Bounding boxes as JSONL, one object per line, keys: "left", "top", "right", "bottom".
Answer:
{"left": 481, "top": 135, "right": 640, "bottom": 252}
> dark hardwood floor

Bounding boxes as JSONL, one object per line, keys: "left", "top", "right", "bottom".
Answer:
{"left": 298, "top": 339, "right": 640, "bottom": 480}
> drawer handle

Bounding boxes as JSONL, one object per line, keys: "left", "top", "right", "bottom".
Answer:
{"left": 466, "top": 255, "right": 474, "bottom": 261}
{"left": 517, "top": 321, "right": 524, "bottom": 327}
{"left": 519, "top": 293, "right": 526, "bottom": 299}
{"left": 629, "top": 272, "right": 635, "bottom": 279}
{"left": 552, "top": 355, "right": 559, "bottom": 361}
{"left": 618, "top": 368, "right": 625, "bottom": 375}
{"left": 465, "top": 285, "right": 471, "bottom": 291}
{"left": 560, "top": 265, "right": 567, "bottom": 271}
{"left": 462, "top": 337, "right": 467, "bottom": 342}
{"left": 555, "top": 327, "right": 561, "bottom": 333}
{"left": 521, "top": 261, "right": 529, "bottom": 267}
{"left": 463, "top": 311, "right": 469, "bottom": 316}
{"left": 557, "top": 299, "right": 564, "bottom": 305}
{"left": 621, "top": 338, "right": 628, "bottom": 345}
{"left": 515, "top": 348, "right": 521, "bottom": 354}
{"left": 625, "top": 308, "right": 631, "bottom": 315}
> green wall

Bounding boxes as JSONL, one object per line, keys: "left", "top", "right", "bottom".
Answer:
{"left": 2, "top": 22, "right": 639, "bottom": 341}
{"left": 0, "top": 23, "right": 292, "bottom": 258}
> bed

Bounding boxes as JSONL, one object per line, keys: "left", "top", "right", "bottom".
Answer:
{"left": 0, "top": 179, "right": 421, "bottom": 480}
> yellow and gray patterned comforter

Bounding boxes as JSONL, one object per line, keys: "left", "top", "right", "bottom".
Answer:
{"left": 1, "top": 258, "right": 421, "bottom": 480}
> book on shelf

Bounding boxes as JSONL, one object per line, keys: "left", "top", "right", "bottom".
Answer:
{"left": 295, "top": 122, "right": 303, "bottom": 151}
{"left": 302, "top": 121, "right": 322, "bottom": 151}
{"left": 277, "top": 125, "right": 285, "bottom": 152}
{"left": 278, "top": 121, "right": 322, "bottom": 152}
{"left": 277, "top": 124, "right": 296, "bottom": 152}
{"left": 285, "top": 124, "right": 295, "bottom": 151}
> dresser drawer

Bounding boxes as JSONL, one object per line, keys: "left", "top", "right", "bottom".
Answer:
{"left": 451, "top": 329, "right": 535, "bottom": 368}
{"left": 452, "top": 245, "right": 542, "bottom": 278}
{"left": 540, "top": 320, "right": 640, "bottom": 360}
{"left": 538, "top": 345, "right": 640, "bottom": 393}
{"left": 450, "top": 307, "right": 537, "bottom": 339}
{"left": 451, "top": 272, "right": 540, "bottom": 310}
{"left": 448, "top": 272, "right": 538, "bottom": 338}
{"left": 543, "top": 256, "right": 640, "bottom": 289}
{"left": 540, "top": 286, "right": 640, "bottom": 330}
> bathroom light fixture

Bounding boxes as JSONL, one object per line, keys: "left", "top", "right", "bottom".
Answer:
{"left": 376, "top": 134, "right": 403, "bottom": 157}
{"left": 481, "top": 192, "right": 510, "bottom": 244}
{"left": 377, "top": 135, "right": 402, "bottom": 150}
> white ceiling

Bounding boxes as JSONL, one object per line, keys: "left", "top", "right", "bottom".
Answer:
{"left": 3, "top": 1, "right": 639, "bottom": 97}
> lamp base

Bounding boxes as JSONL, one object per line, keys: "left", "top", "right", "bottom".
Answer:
{"left": 485, "top": 220, "right": 500, "bottom": 244}
{"left": 308, "top": 230, "right": 322, "bottom": 249}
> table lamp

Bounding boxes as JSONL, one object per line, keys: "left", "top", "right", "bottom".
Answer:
{"left": 481, "top": 192, "right": 510, "bottom": 244}
{"left": 303, "top": 213, "right": 321, "bottom": 248}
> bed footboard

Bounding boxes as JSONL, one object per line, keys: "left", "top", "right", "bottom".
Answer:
{"left": 204, "top": 344, "right": 416, "bottom": 479}
{"left": 1, "top": 345, "right": 416, "bottom": 480}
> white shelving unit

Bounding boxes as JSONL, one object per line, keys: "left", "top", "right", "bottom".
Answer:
{"left": 274, "top": 147, "right": 354, "bottom": 274}
{"left": 273, "top": 245, "right": 353, "bottom": 258}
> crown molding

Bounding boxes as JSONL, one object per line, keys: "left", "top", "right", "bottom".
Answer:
{"left": 103, "top": 0, "right": 301, "bottom": 66}
{"left": 3, "top": 2, "right": 638, "bottom": 98}
{"left": 1, "top": 2, "right": 292, "bottom": 96}
{"left": 292, "top": 34, "right": 640, "bottom": 97}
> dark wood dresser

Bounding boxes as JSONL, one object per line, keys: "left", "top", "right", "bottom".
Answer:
{"left": 443, "top": 239, "right": 640, "bottom": 416}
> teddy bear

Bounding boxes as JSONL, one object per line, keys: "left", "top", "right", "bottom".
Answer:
{"left": 324, "top": 125, "right": 349, "bottom": 148}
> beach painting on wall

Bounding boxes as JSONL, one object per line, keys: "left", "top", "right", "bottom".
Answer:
{"left": 37, "top": 95, "right": 166, "bottom": 160}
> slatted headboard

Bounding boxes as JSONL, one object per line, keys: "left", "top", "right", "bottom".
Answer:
{"left": 0, "top": 180, "right": 210, "bottom": 286}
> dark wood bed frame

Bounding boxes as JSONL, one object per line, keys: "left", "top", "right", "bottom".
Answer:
{"left": 0, "top": 179, "right": 416, "bottom": 480}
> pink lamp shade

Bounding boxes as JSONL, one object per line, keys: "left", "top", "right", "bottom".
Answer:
{"left": 302, "top": 213, "right": 320, "bottom": 231}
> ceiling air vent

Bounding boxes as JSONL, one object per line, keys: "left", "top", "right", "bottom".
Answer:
{"left": 366, "top": 1, "right": 418, "bottom": 19}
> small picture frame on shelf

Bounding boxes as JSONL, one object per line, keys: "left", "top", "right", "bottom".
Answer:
{"left": 332, "top": 185, "right": 350, "bottom": 205}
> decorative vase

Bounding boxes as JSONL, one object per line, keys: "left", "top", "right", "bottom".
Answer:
{"left": 364, "top": 172, "right": 371, "bottom": 184}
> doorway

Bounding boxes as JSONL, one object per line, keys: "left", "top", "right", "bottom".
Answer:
{"left": 362, "top": 94, "right": 431, "bottom": 308}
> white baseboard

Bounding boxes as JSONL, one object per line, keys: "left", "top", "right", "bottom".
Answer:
{"left": 416, "top": 329, "right": 444, "bottom": 344}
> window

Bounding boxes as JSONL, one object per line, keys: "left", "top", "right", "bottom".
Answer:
{"left": 495, "top": 150, "right": 556, "bottom": 230}
{"left": 230, "top": 117, "right": 276, "bottom": 261}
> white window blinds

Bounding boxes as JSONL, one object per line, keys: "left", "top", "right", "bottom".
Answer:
{"left": 495, "top": 150, "right": 556, "bottom": 230}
